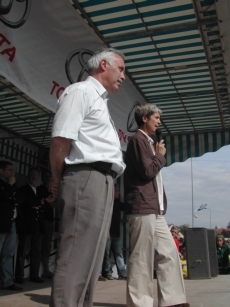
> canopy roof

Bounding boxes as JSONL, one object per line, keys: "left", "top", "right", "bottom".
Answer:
{"left": 0, "top": 0, "right": 230, "bottom": 162}
{"left": 72, "top": 0, "right": 230, "bottom": 135}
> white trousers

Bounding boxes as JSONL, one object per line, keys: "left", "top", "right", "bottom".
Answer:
{"left": 127, "top": 214, "right": 187, "bottom": 307}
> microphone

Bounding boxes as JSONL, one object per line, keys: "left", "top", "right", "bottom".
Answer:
{"left": 155, "top": 128, "right": 163, "bottom": 143}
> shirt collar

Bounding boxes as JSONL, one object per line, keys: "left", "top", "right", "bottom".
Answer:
{"left": 138, "top": 129, "right": 154, "bottom": 145}
{"left": 28, "top": 183, "right": 36, "bottom": 192}
{"left": 86, "top": 76, "right": 108, "bottom": 99}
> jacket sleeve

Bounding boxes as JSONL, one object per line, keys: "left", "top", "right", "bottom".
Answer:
{"left": 0, "top": 182, "right": 16, "bottom": 200}
{"left": 127, "top": 136, "right": 166, "bottom": 180}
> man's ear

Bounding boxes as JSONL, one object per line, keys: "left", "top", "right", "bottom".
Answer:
{"left": 100, "top": 59, "right": 107, "bottom": 72}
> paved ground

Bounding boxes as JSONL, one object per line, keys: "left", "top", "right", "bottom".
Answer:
{"left": 0, "top": 275, "right": 229, "bottom": 307}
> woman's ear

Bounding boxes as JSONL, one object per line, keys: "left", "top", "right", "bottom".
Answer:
{"left": 142, "top": 115, "right": 148, "bottom": 123}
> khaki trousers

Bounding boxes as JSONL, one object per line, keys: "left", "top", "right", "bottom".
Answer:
{"left": 127, "top": 214, "right": 186, "bottom": 307}
{"left": 50, "top": 164, "right": 114, "bottom": 307}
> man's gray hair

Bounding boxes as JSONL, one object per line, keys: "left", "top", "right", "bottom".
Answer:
{"left": 87, "top": 47, "right": 125, "bottom": 74}
{"left": 135, "top": 103, "right": 162, "bottom": 127}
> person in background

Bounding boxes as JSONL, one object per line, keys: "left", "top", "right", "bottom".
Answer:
{"left": 178, "top": 237, "right": 185, "bottom": 250}
{"left": 216, "top": 234, "right": 230, "bottom": 275}
{"left": 180, "top": 248, "right": 187, "bottom": 278}
{"left": 102, "top": 184, "right": 127, "bottom": 280}
{"left": 98, "top": 268, "right": 107, "bottom": 282}
{"left": 170, "top": 226, "right": 180, "bottom": 253}
{"left": 0, "top": 161, "right": 24, "bottom": 291}
{"left": 37, "top": 169, "right": 54, "bottom": 278}
{"left": 15, "top": 167, "right": 45, "bottom": 284}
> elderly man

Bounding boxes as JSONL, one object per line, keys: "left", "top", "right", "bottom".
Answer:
{"left": 48, "top": 47, "right": 126, "bottom": 307}
{"left": 124, "top": 104, "right": 189, "bottom": 307}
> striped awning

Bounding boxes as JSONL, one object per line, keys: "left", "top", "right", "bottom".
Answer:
{"left": 164, "top": 130, "right": 230, "bottom": 166}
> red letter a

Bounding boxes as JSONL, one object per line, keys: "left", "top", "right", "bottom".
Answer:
{"left": 0, "top": 47, "right": 16, "bottom": 62}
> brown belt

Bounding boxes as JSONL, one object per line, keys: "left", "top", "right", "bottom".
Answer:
{"left": 91, "top": 161, "right": 117, "bottom": 179}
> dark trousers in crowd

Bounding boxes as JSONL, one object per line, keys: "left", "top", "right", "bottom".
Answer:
{"left": 102, "top": 236, "right": 127, "bottom": 278}
{"left": 41, "top": 220, "right": 53, "bottom": 276}
{"left": 15, "top": 232, "right": 43, "bottom": 281}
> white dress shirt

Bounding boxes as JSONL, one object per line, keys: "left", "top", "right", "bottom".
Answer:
{"left": 29, "top": 184, "right": 37, "bottom": 194}
{"left": 52, "top": 76, "right": 125, "bottom": 176}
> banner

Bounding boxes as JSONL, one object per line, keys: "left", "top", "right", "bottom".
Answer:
{"left": 0, "top": 0, "right": 146, "bottom": 150}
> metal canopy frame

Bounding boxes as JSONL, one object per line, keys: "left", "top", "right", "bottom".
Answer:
{"left": 0, "top": 76, "right": 54, "bottom": 149}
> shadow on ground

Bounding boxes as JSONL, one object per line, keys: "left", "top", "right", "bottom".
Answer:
{"left": 24, "top": 293, "right": 51, "bottom": 305}
{"left": 94, "top": 303, "right": 126, "bottom": 307}
{"left": 23, "top": 295, "right": 126, "bottom": 307}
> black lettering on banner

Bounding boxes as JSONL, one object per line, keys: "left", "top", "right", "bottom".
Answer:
{"left": 127, "top": 101, "right": 141, "bottom": 132}
{"left": 0, "top": 0, "right": 31, "bottom": 29}
{"left": 65, "top": 49, "right": 93, "bottom": 84}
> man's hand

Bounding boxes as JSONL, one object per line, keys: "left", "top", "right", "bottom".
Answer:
{"left": 47, "top": 137, "right": 71, "bottom": 203}
{"left": 8, "top": 176, "right": 16, "bottom": 185}
{"left": 46, "top": 178, "right": 60, "bottom": 203}
{"left": 156, "top": 140, "right": 166, "bottom": 156}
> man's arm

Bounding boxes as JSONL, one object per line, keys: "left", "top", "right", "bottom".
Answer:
{"left": 46, "top": 136, "right": 71, "bottom": 202}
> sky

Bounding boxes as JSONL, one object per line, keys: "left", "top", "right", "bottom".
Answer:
{"left": 161, "top": 144, "right": 230, "bottom": 229}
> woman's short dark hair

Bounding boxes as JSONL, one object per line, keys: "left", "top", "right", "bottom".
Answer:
{"left": 135, "top": 103, "right": 162, "bottom": 128}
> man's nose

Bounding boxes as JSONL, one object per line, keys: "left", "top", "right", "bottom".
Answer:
{"left": 121, "top": 71, "right": 126, "bottom": 80}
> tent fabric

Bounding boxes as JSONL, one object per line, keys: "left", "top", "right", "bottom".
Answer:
{"left": 165, "top": 130, "right": 230, "bottom": 166}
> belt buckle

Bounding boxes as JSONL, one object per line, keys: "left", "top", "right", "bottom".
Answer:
{"left": 107, "top": 168, "right": 116, "bottom": 179}
{"left": 111, "top": 170, "right": 116, "bottom": 179}
{"left": 92, "top": 161, "right": 117, "bottom": 178}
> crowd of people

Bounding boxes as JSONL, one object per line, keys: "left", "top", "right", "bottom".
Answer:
{"left": 169, "top": 225, "right": 230, "bottom": 278}
{"left": 1, "top": 48, "right": 229, "bottom": 307}
{"left": 0, "top": 161, "right": 55, "bottom": 290}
